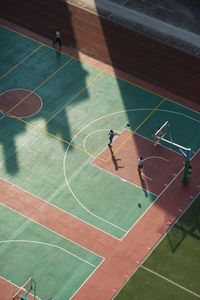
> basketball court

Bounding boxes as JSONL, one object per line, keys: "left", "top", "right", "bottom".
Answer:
{"left": 0, "top": 22, "right": 200, "bottom": 299}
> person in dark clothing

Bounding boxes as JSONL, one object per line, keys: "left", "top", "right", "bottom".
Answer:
{"left": 108, "top": 130, "right": 119, "bottom": 146}
{"left": 53, "top": 29, "right": 62, "bottom": 50}
{"left": 138, "top": 157, "right": 144, "bottom": 173}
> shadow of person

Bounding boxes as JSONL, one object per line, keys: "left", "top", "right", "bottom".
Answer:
{"left": 108, "top": 144, "right": 124, "bottom": 171}
{"left": 138, "top": 171, "right": 148, "bottom": 197}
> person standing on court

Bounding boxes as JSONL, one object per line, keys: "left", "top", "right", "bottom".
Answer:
{"left": 53, "top": 29, "right": 62, "bottom": 50}
{"left": 108, "top": 130, "right": 119, "bottom": 146}
{"left": 188, "top": 165, "right": 192, "bottom": 178}
{"left": 138, "top": 157, "right": 144, "bottom": 173}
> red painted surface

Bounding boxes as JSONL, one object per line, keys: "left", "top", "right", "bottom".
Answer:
{"left": 0, "top": 276, "right": 37, "bottom": 300}
{"left": 0, "top": 277, "right": 18, "bottom": 300}
{"left": 0, "top": 179, "right": 117, "bottom": 257}
{"left": 93, "top": 130, "right": 184, "bottom": 196}
{"left": 0, "top": 90, "right": 42, "bottom": 117}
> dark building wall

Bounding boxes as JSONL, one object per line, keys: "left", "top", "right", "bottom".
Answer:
{"left": 1, "top": 0, "right": 200, "bottom": 104}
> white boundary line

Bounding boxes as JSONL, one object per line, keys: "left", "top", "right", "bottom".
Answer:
{"left": 143, "top": 156, "right": 169, "bottom": 163}
{"left": 0, "top": 202, "right": 104, "bottom": 260}
{"left": 0, "top": 175, "right": 119, "bottom": 240}
{"left": 0, "top": 88, "right": 43, "bottom": 118}
{"left": 69, "top": 258, "right": 105, "bottom": 300}
{"left": 142, "top": 156, "right": 169, "bottom": 181}
{"left": 141, "top": 266, "right": 200, "bottom": 298}
{"left": 0, "top": 240, "right": 98, "bottom": 268}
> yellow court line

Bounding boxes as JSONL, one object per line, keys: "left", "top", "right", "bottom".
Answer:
{"left": 0, "top": 45, "right": 43, "bottom": 80}
{"left": 5, "top": 112, "right": 106, "bottom": 162}
{"left": 105, "top": 97, "right": 166, "bottom": 162}
{"left": 45, "top": 71, "right": 104, "bottom": 125}
{"left": 8, "top": 57, "right": 74, "bottom": 114}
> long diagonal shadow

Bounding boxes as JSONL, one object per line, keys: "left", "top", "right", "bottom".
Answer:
{"left": 138, "top": 171, "right": 148, "bottom": 197}
{"left": 108, "top": 144, "right": 124, "bottom": 171}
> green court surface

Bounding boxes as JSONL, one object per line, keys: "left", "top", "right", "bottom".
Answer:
{"left": 115, "top": 194, "right": 200, "bottom": 300}
{"left": 0, "top": 25, "right": 200, "bottom": 299}
{"left": 0, "top": 26, "right": 200, "bottom": 240}
{"left": 0, "top": 205, "right": 102, "bottom": 299}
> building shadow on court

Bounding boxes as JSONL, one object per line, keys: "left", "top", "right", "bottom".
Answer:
{"left": 0, "top": 0, "right": 90, "bottom": 173}
{"left": 0, "top": 118, "right": 25, "bottom": 174}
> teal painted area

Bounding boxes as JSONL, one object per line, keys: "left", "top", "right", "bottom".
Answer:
{"left": 0, "top": 27, "right": 39, "bottom": 77}
{"left": 0, "top": 116, "right": 26, "bottom": 175}
{"left": 137, "top": 99, "right": 200, "bottom": 153}
{"left": 0, "top": 46, "right": 71, "bottom": 93}
{"left": 0, "top": 27, "right": 200, "bottom": 241}
{"left": 30, "top": 60, "right": 100, "bottom": 133}
{"left": 0, "top": 205, "right": 102, "bottom": 299}
{"left": 42, "top": 72, "right": 162, "bottom": 152}
{"left": 0, "top": 119, "right": 156, "bottom": 238}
